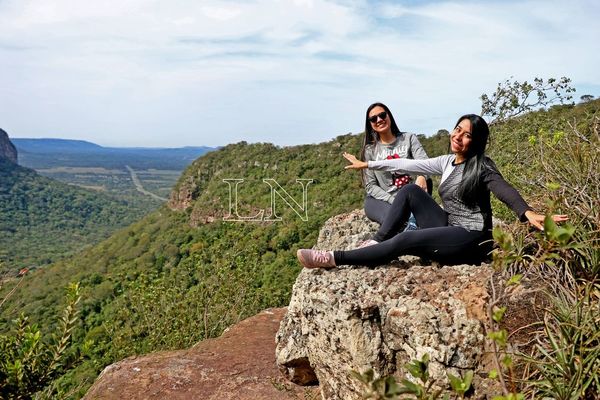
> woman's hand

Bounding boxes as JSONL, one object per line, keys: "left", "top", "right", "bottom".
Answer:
{"left": 343, "top": 152, "right": 368, "bottom": 170}
{"left": 415, "top": 175, "right": 427, "bottom": 191}
{"left": 524, "top": 210, "right": 569, "bottom": 230}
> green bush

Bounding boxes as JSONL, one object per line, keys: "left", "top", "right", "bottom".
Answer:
{"left": 0, "top": 283, "right": 86, "bottom": 399}
{"left": 489, "top": 102, "right": 599, "bottom": 398}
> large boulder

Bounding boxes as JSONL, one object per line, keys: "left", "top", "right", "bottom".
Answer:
{"left": 0, "top": 128, "right": 18, "bottom": 164}
{"left": 276, "top": 210, "right": 514, "bottom": 399}
{"left": 85, "top": 308, "right": 319, "bottom": 400}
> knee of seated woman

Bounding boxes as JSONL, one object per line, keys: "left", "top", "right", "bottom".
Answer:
{"left": 398, "top": 183, "right": 423, "bottom": 196}
{"left": 399, "top": 183, "right": 419, "bottom": 191}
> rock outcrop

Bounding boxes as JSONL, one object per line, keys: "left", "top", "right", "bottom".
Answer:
{"left": 0, "top": 128, "right": 18, "bottom": 164}
{"left": 276, "top": 210, "right": 525, "bottom": 399}
{"left": 85, "top": 308, "right": 319, "bottom": 399}
{"left": 168, "top": 176, "right": 196, "bottom": 211}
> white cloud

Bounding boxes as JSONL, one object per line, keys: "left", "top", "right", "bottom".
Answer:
{"left": 0, "top": 0, "right": 598, "bottom": 147}
{"left": 201, "top": 5, "right": 242, "bottom": 21}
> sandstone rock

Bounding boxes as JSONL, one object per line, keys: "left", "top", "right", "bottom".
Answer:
{"left": 85, "top": 308, "right": 319, "bottom": 400}
{"left": 276, "top": 210, "right": 507, "bottom": 399}
{"left": 168, "top": 176, "right": 195, "bottom": 211}
{"left": 0, "top": 128, "right": 18, "bottom": 164}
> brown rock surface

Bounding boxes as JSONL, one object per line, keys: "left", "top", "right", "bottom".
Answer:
{"left": 168, "top": 176, "right": 196, "bottom": 211}
{"left": 85, "top": 308, "right": 319, "bottom": 400}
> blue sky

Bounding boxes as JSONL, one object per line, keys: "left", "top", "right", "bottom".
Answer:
{"left": 1, "top": 0, "right": 599, "bottom": 147}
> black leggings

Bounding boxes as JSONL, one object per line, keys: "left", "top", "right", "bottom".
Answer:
{"left": 364, "top": 179, "right": 433, "bottom": 225}
{"left": 335, "top": 184, "right": 492, "bottom": 266}
{"left": 364, "top": 196, "right": 391, "bottom": 225}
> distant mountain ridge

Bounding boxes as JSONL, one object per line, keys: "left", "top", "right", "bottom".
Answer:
{"left": 13, "top": 138, "right": 214, "bottom": 154}
{"left": 12, "top": 138, "right": 104, "bottom": 153}
{"left": 12, "top": 138, "right": 217, "bottom": 170}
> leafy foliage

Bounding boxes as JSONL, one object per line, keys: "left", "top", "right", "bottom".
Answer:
{"left": 527, "top": 283, "right": 600, "bottom": 399}
{"left": 485, "top": 83, "right": 598, "bottom": 398}
{"left": 351, "top": 354, "right": 474, "bottom": 400}
{"left": 0, "top": 133, "right": 366, "bottom": 396}
{"left": 418, "top": 130, "right": 450, "bottom": 159}
{"left": 0, "top": 283, "right": 86, "bottom": 399}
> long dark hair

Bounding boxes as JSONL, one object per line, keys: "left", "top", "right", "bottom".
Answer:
{"left": 359, "top": 102, "right": 402, "bottom": 162}
{"left": 455, "top": 114, "right": 491, "bottom": 207}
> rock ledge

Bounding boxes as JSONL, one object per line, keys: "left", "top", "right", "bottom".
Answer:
{"left": 276, "top": 210, "right": 504, "bottom": 399}
{"left": 85, "top": 308, "right": 319, "bottom": 399}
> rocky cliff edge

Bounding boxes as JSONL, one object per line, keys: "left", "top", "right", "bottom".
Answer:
{"left": 84, "top": 308, "right": 319, "bottom": 399}
{"left": 0, "top": 128, "right": 18, "bottom": 164}
{"left": 276, "top": 209, "right": 538, "bottom": 399}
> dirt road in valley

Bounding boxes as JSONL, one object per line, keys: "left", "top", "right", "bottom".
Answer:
{"left": 125, "top": 165, "right": 168, "bottom": 202}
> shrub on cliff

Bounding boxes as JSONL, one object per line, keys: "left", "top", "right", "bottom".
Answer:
{"left": 0, "top": 283, "right": 87, "bottom": 399}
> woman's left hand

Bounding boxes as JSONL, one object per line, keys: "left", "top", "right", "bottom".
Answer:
{"left": 524, "top": 210, "right": 569, "bottom": 230}
{"left": 343, "top": 152, "right": 368, "bottom": 170}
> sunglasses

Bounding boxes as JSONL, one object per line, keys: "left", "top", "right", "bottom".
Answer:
{"left": 368, "top": 111, "right": 387, "bottom": 124}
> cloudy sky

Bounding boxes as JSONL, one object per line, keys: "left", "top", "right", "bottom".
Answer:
{"left": 1, "top": 0, "right": 598, "bottom": 147}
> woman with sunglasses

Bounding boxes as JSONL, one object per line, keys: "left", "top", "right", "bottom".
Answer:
{"left": 361, "top": 103, "right": 430, "bottom": 226}
{"left": 297, "top": 114, "right": 568, "bottom": 268}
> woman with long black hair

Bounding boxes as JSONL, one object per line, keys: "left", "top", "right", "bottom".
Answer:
{"left": 361, "top": 103, "right": 430, "bottom": 225}
{"left": 297, "top": 114, "right": 568, "bottom": 268}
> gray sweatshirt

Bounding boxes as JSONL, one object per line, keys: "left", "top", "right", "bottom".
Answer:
{"left": 368, "top": 155, "right": 532, "bottom": 231}
{"left": 363, "top": 132, "right": 429, "bottom": 204}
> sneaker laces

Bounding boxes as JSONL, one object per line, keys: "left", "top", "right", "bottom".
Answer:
{"left": 313, "top": 250, "right": 330, "bottom": 263}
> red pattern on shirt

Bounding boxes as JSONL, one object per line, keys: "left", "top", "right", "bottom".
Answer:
{"left": 386, "top": 154, "right": 412, "bottom": 188}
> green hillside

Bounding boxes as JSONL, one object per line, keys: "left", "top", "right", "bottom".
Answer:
{"left": 0, "top": 133, "right": 368, "bottom": 397}
{"left": 0, "top": 160, "right": 148, "bottom": 272}
{"left": 1, "top": 98, "right": 598, "bottom": 398}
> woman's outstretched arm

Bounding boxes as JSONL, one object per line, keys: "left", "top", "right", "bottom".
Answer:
{"left": 482, "top": 159, "right": 568, "bottom": 230}
{"left": 343, "top": 152, "right": 447, "bottom": 176}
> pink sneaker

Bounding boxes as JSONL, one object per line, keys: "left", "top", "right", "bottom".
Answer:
{"left": 357, "top": 239, "right": 378, "bottom": 248}
{"left": 297, "top": 249, "right": 336, "bottom": 269}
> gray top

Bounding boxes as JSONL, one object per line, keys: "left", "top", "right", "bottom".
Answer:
{"left": 368, "top": 155, "right": 532, "bottom": 231}
{"left": 363, "top": 132, "right": 428, "bottom": 204}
